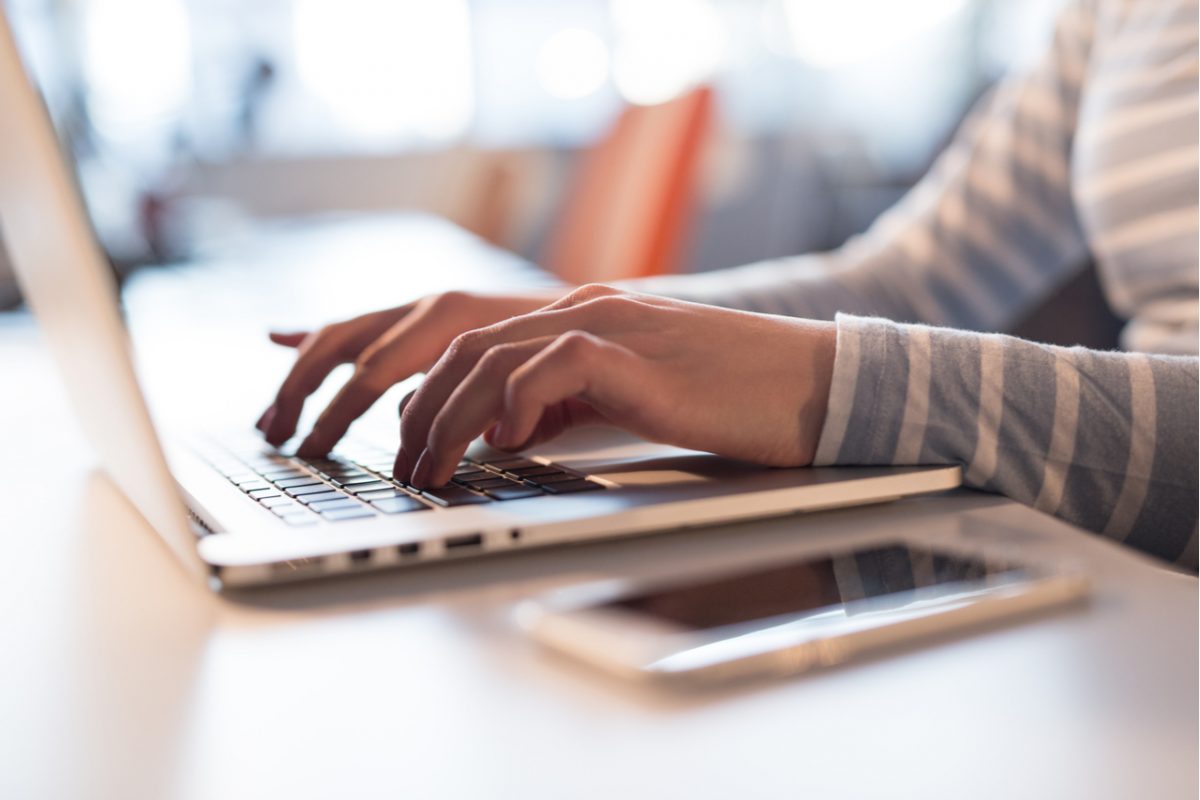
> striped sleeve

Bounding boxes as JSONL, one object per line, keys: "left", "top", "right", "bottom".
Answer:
{"left": 814, "top": 314, "right": 1200, "bottom": 570}
{"left": 624, "top": 0, "right": 1096, "bottom": 333}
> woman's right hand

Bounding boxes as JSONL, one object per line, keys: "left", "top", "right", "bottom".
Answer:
{"left": 256, "top": 288, "right": 568, "bottom": 456}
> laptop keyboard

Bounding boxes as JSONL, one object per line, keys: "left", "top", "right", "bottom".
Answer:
{"left": 198, "top": 441, "right": 603, "bottom": 526}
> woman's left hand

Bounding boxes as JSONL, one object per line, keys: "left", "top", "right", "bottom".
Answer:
{"left": 395, "top": 284, "right": 837, "bottom": 488}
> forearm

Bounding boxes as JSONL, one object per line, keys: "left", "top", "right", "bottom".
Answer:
{"left": 815, "top": 314, "right": 1200, "bottom": 570}
{"left": 617, "top": 246, "right": 926, "bottom": 322}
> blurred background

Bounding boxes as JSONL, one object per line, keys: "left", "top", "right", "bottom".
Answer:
{"left": 0, "top": 0, "right": 1068, "bottom": 307}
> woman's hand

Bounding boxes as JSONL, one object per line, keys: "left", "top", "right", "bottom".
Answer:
{"left": 257, "top": 288, "right": 567, "bottom": 455}
{"left": 395, "top": 284, "right": 837, "bottom": 488}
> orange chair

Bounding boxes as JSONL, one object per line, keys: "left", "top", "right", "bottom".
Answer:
{"left": 544, "top": 85, "right": 715, "bottom": 284}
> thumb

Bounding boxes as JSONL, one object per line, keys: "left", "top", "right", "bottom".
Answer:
{"left": 485, "top": 399, "right": 607, "bottom": 452}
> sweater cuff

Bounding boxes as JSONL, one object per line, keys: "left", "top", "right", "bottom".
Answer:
{"left": 813, "top": 314, "right": 921, "bottom": 466}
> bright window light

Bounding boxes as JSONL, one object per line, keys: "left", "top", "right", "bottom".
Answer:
{"left": 293, "top": 0, "right": 473, "bottom": 144}
{"left": 775, "top": 0, "right": 967, "bottom": 69}
{"left": 537, "top": 28, "right": 610, "bottom": 100}
{"left": 611, "top": 0, "right": 726, "bottom": 106}
{"left": 82, "top": 0, "right": 192, "bottom": 141}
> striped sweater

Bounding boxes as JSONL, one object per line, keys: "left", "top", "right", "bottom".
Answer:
{"left": 628, "top": 0, "right": 1200, "bottom": 569}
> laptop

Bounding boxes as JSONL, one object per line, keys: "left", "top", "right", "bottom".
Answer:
{"left": 0, "top": 12, "right": 961, "bottom": 588}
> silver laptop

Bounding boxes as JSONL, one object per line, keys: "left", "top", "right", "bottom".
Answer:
{"left": 0, "top": 12, "right": 960, "bottom": 588}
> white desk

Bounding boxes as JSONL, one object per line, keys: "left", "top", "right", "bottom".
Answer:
{"left": 2, "top": 215, "right": 1196, "bottom": 800}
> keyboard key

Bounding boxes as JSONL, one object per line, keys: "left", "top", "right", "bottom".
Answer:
{"left": 285, "top": 484, "right": 339, "bottom": 497}
{"left": 328, "top": 478, "right": 376, "bottom": 490}
{"left": 370, "top": 496, "right": 429, "bottom": 514}
{"left": 420, "top": 485, "right": 493, "bottom": 507}
{"left": 357, "top": 488, "right": 407, "bottom": 501}
{"left": 311, "top": 465, "right": 357, "bottom": 478}
{"left": 326, "top": 468, "right": 370, "bottom": 479}
{"left": 523, "top": 471, "right": 581, "bottom": 485}
{"left": 275, "top": 476, "right": 324, "bottom": 489}
{"left": 243, "top": 456, "right": 286, "bottom": 468}
{"left": 310, "top": 498, "right": 364, "bottom": 513}
{"left": 260, "top": 467, "right": 306, "bottom": 480}
{"left": 260, "top": 496, "right": 299, "bottom": 509}
{"left": 304, "top": 458, "right": 343, "bottom": 470}
{"left": 485, "top": 457, "right": 540, "bottom": 470}
{"left": 484, "top": 485, "right": 543, "bottom": 501}
{"left": 297, "top": 491, "right": 348, "bottom": 505}
{"left": 542, "top": 479, "right": 603, "bottom": 494}
{"left": 507, "top": 465, "right": 561, "bottom": 477}
{"left": 452, "top": 469, "right": 490, "bottom": 482}
{"left": 273, "top": 507, "right": 316, "bottom": 523}
{"left": 248, "top": 488, "right": 282, "bottom": 500}
{"left": 279, "top": 513, "right": 319, "bottom": 526}
{"left": 346, "top": 480, "right": 395, "bottom": 494}
{"left": 270, "top": 504, "right": 305, "bottom": 517}
{"left": 320, "top": 507, "right": 375, "bottom": 522}
{"left": 227, "top": 472, "right": 260, "bottom": 485}
{"left": 236, "top": 480, "right": 272, "bottom": 493}
{"left": 460, "top": 477, "right": 515, "bottom": 490}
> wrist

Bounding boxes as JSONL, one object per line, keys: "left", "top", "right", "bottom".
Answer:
{"left": 801, "top": 321, "right": 837, "bottom": 463}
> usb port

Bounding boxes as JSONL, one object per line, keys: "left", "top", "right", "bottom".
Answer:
{"left": 397, "top": 542, "right": 421, "bottom": 558}
{"left": 444, "top": 533, "right": 484, "bottom": 551}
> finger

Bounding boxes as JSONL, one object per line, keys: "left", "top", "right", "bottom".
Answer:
{"left": 496, "top": 331, "right": 646, "bottom": 451}
{"left": 397, "top": 295, "right": 644, "bottom": 480}
{"left": 268, "top": 331, "right": 309, "bottom": 347}
{"left": 298, "top": 301, "right": 463, "bottom": 456}
{"left": 257, "top": 332, "right": 309, "bottom": 431}
{"left": 255, "top": 405, "right": 276, "bottom": 434}
{"left": 416, "top": 337, "right": 554, "bottom": 487}
{"left": 295, "top": 369, "right": 389, "bottom": 458}
{"left": 398, "top": 389, "right": 416, "bottom": 418}
{"left": 392, "top": 391, "right": 418, "bottom": 477}
{"left": 264, "top": 307, "right": 405, "bottom": 446}
{"left": 264, "top": 331, "right": 355, "bottom": 446}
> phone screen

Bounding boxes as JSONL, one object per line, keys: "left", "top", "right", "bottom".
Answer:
{"left": 606, "top": 543, "right": 1027, "bottom": 631}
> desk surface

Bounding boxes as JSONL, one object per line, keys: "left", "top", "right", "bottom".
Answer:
{"left": 2, "top": 215, "right": 1196, "bottom": 800}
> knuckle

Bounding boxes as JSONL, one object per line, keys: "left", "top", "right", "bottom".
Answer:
{"left": 593, "top": 294, "right": 633, "bottom": 313}
{"left": 353, "top": 340, "right": 390, "bottom": 374}
{"left": 446, "top": 328, "right": 491, "bottom": 361}
{"left": 569, "top": 283, "right": 619, "bottom": 303}
{"left": 430, "top": 289, "right": 472, "bottom": 313}
{"left": 476, "top": 343, "right": 517, "bottom": 376}
{"left": 505, "top": 369, "right": 534, "bottom": 406}
{"left": 443, "top": 333, "right": 471, "bottom": 362}
{"left": 574, "top": 292, "right": 636, "bottom": 321}
{"left": 556, "top": 329, "right": 598, "bottom": 359}
{"left": 351, "top": 369, "right": 390, "bottom": 397}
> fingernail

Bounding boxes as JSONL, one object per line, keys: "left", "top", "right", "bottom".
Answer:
{"left": 410, "top": 448, "right": 432, "bottom": 489}
{"left": 394, "top": 448, "right": 411, "bottom": 482}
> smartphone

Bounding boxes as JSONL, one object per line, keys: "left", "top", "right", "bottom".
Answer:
{"left": 515, "top": 538, "right": 1089, "bottom": 687}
